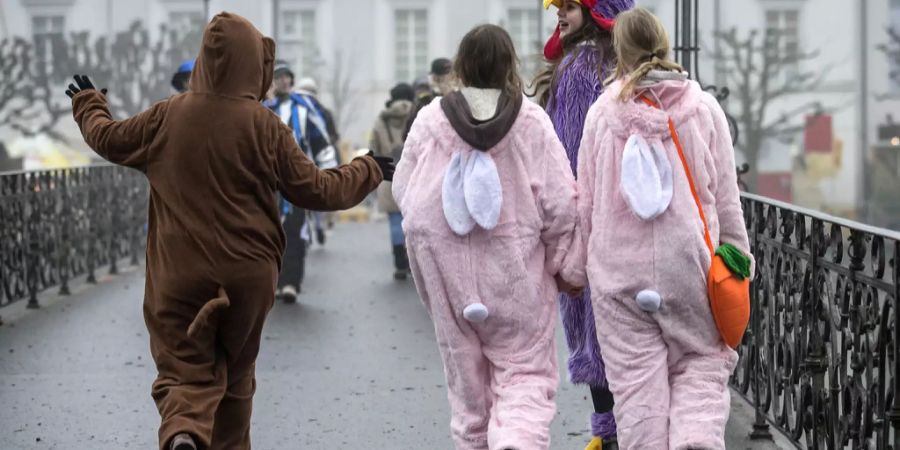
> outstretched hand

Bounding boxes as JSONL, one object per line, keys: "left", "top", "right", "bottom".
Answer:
{"left": 366, "top": 151, "right": 395, "bottom": 182}
{"left": 65, "top": 74, "right": 108, "bottom": 99}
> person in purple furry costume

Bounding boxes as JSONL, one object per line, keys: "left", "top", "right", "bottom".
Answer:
{"left": 532, "top": 0, "right": 634, "bottom": 449}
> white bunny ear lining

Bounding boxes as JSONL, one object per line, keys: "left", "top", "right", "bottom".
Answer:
{"left": 442, "top": 150, "right": 503, "bottom": 236}
{"left": 442, "top": 133, "right": 671, "bottom": 235}
{"left": 620, "top": 134, "right": 673, "bottom": 220}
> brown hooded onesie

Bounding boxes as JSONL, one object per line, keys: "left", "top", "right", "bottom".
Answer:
{"left": 70, "top": 12, "right": 382, "bottom": 450}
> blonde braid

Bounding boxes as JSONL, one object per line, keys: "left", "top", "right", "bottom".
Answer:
{"left": 607, "top": 7, "right": 685, "bottom": 102}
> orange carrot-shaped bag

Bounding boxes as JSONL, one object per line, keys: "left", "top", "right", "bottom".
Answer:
{"left": 641, "top": 96, "right": 750, "bottom": 349}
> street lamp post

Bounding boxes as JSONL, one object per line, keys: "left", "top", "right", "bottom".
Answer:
{"left": 673, "top": 0, "right": 698, "bottom": 79}
{"left": 273, "top": 0, "right": 280, "bottom": 41}
{"left": 537, "top": 0, "right": 544, "bottom": 57}
{"left": 859, "top": 0, "right": 869, "bottom": 222}
{"left": 203, "top": 0, "right": 210, "bottom": 20}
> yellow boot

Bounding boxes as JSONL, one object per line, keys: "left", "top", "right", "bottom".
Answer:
{"left": 584, "top": 436, "right": 603, "bottom": 450}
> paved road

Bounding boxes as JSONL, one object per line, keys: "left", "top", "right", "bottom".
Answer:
{"left": 0, "top": 220, "right": 790, "bottom": 449}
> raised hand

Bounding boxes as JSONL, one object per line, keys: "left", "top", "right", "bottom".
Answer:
{"left": 65, "top": 74, "right": 108, "bottom": 99}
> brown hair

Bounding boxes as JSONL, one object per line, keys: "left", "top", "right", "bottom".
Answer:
{"left": 609, "top": 7, "right": 684, "bottom": 102}
{"left": 454, "top": 24, "right": 523, "bottom": 98}
{"left": 529, "top": 4, "right": 614, "bottom": 108}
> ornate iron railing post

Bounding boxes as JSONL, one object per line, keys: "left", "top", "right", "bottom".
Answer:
{"left": 806, "top": 218, "right": 827, "bottom": 447}
{"left": 85, "top": 168, "right": 99, "bottom": 284}
{"left": 58, "top": 169, "right": 72, "bottom": 296}
{"left": 107, "top": 168, "right": 119, "bottom": 276}
{"left": 749, "top": 200, "right": 773, "bottom": 440}
{"left": 890, "top": 239, "right": 900, "bottom": 450}
{"left": 846, "top": 229, "right": 867, "bottom": 449}
{"left": 674, "top": 0, "right": 699, "bottom": 77}
{"left": 25, "top": 173, "right": 41, "bottom": 309}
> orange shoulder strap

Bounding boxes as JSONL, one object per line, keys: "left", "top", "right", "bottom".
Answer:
{"left": 639, "top": 95, "right": 714, "bottom": 257}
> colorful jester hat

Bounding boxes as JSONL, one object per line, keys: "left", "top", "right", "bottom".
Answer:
{"left": 543, "top": 0, "right": 635, "bottom": 60}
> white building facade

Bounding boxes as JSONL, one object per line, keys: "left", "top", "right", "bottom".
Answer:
{"left": 1, "top": 0, "right": 898, "bottom": 220}
{"left": 0, "top": 0, "right": 557, "bottom": 153}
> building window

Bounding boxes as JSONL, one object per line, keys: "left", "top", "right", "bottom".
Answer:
{"left": 168, "top": 10, "right": 204, "bottom": 34}
{"left": 31, "top": 15, "right": 65, "bottom": 37}
{"left": 508, "top": 8, "right": 539, "bottom": 78}
{"left": 765, "top": 9, "right": 800, "bottom": 76}
{"left": 394, "top": 9, "right": 428, "bottom": 83}
{"left": 31, "top": 15, "right": 66, "bottom": 79}
{"left": 279, "top": 9, "right": 318, "bottom": 79}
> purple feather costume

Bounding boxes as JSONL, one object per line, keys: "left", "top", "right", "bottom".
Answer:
{"left": 545, "top": 0, "right": 634, "bottom": 438}
{"left": 547, "top": 0, "right": 634, "bottom": 440}
{"left": 548, "top": 46, "right": 606, "bottom": 387}
{"left": 547, "top": 46, "right": 616, "bottom": 440}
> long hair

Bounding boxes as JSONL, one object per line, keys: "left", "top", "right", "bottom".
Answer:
{"left": 609, "top": 7, "right": 685, "bottom": 102}
{"left": 529, "top": 5, "right": 614, "bottom": 108}
{"left": 454, "top": 24, "right": 523, "bottom": 98}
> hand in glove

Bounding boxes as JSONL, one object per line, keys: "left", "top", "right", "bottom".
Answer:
{"left": 65, "top": 74, "right": 108, "bottom": 99}
{"left": 365, "top": 151, "right": 395, "bottom": 182}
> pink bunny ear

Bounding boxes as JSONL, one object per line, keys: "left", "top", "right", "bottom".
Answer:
{"left": 543, "top": 25, "right": 563, "bottom": 60}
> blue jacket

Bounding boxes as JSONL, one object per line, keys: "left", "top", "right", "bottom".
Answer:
{"left": 265, "top": 93, "right": 339, "bottom": 215}
{"left": 264, "top": 93, "right": 333, "bottom": 163}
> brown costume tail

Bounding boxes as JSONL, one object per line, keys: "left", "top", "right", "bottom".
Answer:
{"left": 187, "top": 287, "right": 231, "bottom": 339}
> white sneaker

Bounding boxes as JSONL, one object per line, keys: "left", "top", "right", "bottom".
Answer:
{"left": 281, "top": 285, "right": 298, "bottom": 304}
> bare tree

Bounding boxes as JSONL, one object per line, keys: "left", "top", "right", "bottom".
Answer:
{"left": 0, "top": 38, "right": 37, "bottom": 136}
{"left": 0, "top": 19, "right": 202, "bottom": 145}
{"left": 878, "top": 26, "right": 900, "bottom": 89}
{"left": 711, "top": 28, "right": 833, "bottom": 189}
{"left": 325, "top": 48, "right": 361, "bottom": 134}
{"left": 81, "top": 20, "right": 202, "bottom": 118}
{"left": 0, "top": 37, "right": 71, "bottom": 141}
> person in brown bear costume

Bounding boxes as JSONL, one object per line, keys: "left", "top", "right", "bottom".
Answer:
{"left": 65, "top": 12, "right": 392, "bottom": 450}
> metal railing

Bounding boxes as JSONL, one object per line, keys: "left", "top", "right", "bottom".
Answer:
{"left": 4, "top": 166, "right": 900, "bottom": 449}
{"left": 733, "top": 193, "right": 900, "bottom": 449}
{"left": 0, "top": 165, "right": 147, "bottom": 321}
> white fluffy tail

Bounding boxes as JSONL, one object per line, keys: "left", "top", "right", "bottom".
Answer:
{"left": 463, "top": 302, "right": 489, "bottom": 322}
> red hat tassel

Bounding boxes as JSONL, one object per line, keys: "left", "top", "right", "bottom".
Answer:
{"left": 543, "top": 25, "right": 564, "bottom": 60}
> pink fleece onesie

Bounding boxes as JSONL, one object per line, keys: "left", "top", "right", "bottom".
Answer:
{"left": 392, "top": 96, "right": 581, "bottom": 450}
{"left": 572, "top": 77, "right": 751, "bottom": 450}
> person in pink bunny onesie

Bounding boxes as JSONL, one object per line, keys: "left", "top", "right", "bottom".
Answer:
{"left": 570, "top": 8, "right": 753, "bottom": 450}
{"left": 392, "top": 24, "right": 583, "bottom": 450}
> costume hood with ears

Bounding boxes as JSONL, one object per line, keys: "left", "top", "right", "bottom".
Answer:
{"left": 190, "top": 12, "right": 276, "bottom": 101}
{"left": 542, "top": 0, "right": 635, "bottom": 60}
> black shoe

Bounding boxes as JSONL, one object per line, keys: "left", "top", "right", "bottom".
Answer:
{"left": 393, "top": 269, "right": 408, "bottom": 281}
{"left": 316, "top": 228, "right": 326, "bottom": 245}
{"left": 392, "top": 244, "right": 410, "bottom": 271}
{"left": 171, "top": 433, "right": 196, "bottom": 450}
